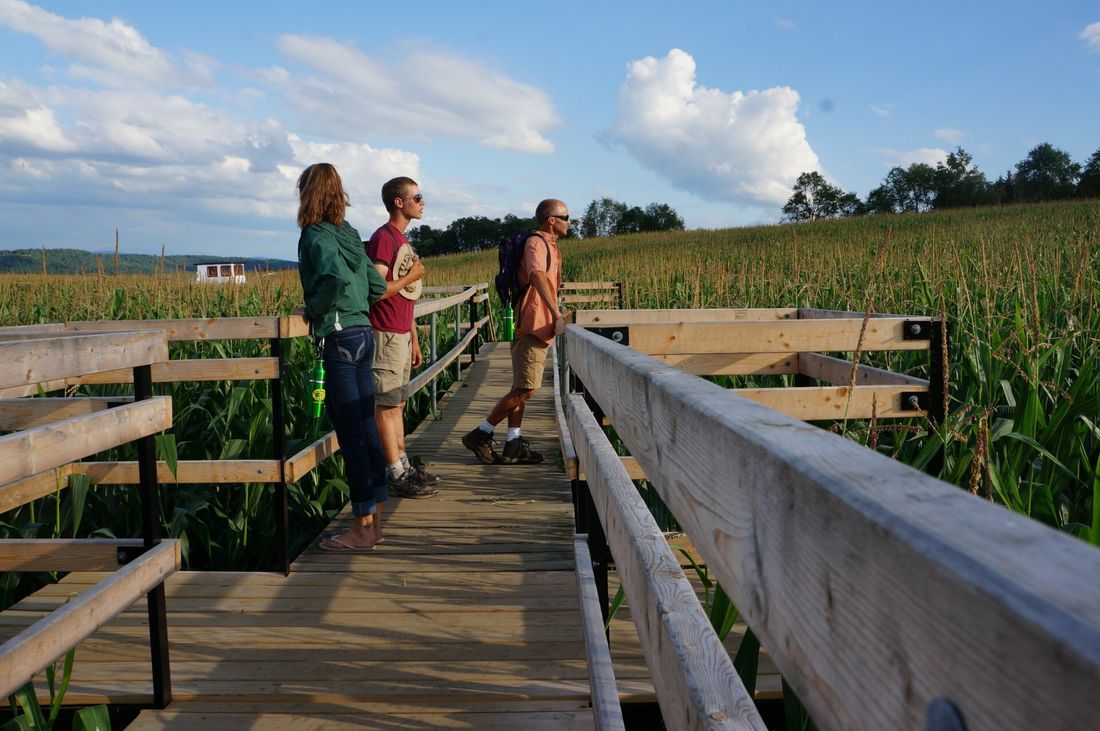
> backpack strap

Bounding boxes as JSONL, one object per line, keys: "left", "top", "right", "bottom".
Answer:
{"left": 526, "top": 231, "right": 552, "bottom": 272}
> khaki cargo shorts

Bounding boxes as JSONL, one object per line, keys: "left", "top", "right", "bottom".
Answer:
{"left": 372, "top": 330, "right": 412, "bottom": 407}
{"left": 511, "top": 334, "right": 549, "bottom": 390}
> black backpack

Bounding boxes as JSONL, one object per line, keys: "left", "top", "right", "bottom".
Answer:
{"left": 494, "top": 231, "right": 550, "bottom": 305}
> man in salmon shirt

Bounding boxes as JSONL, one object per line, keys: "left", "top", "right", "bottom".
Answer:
{"left": 462, "top": 199, "right": 568, "bottom": 465}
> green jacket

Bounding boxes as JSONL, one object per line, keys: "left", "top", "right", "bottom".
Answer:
{"left": 298, "top": 221, "right": 387, "bottom": 339}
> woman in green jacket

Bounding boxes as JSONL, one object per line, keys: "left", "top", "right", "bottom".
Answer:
{"left": 297, "top": 163, "right": 388, "bottom": 551}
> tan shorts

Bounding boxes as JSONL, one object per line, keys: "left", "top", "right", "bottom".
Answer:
{"left": 511, "top": 334, "right": 549, "bottom": 390}
{"left": 372, "top": 330, "right": 412, "bottom": 407}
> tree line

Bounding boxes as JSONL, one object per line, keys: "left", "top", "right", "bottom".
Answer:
{"left": 408, "top": 197, "right": 685, "bottom": 256}
{"left": 782, "top": 143, "right": 1100, "bottom": 221}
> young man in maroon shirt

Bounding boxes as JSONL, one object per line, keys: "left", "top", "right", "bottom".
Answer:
{"left": 366, "top": 176, "right": 439, "bottom": 498}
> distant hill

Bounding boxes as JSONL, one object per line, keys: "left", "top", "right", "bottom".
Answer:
{"left": 0, "top": 248, "right": 298, "bottom": 275}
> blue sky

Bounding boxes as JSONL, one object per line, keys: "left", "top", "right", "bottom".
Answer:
{"left": 1, "top": 0, "right": 1098, "bottom": 260}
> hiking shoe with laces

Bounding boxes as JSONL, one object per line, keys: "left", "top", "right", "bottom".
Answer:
{"left": 500, "top": 436, "right": 543, "bottom": 465}
{"left": 388, "top": 470, "right": 438, "bottom": 499}
{"left": 461, "top": 427, "right": 499, "bottom": 465}
{"left": 412, "top": 464, "right": 442, "bottom": 485}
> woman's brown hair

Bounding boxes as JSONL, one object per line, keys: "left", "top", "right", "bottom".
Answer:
{"left": 296, "top": 163, "right": 350, "bottom": 228}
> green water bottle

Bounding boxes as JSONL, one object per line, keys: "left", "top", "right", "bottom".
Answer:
{"left": 308, "top": 359, "right": 326, "bottom": 419}
{"left": 502, "top": 302, "right": 515, "bottom": 341}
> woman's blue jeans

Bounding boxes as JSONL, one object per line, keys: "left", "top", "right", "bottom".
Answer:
{"left": 322, "top": 326, "right": 387, "bottom": 517}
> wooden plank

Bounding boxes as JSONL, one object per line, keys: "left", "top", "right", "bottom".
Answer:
{"left": 0, "top": 466, "right": 71, "bottom": 514}
{"left": 654, "top": 352, "right": 798, "bottom": 376}
{"left": 562, "top": 293, "right": 618, "bottom": 304}
{"left": 0, "top": 539, "right": 180, "bottom": 698}
{"left": 0, "top": 324, "right": 66, "bottom": 337}
{"left": 731, "top": 385, "right": 926, "bottom": 420}
{"left": 0, "top": 539, "right": 143, "bottom": 571}
{"left": 283, "top": 431, "right": 339, "bottom": 483}
{"left": 622, "top": 318, "right": 929, "bottom": 355}
{"left": 414, "top": 287, "right": 477, "bottom": 318}
{"left": 797, "top": 308, "right": 906, "bottom": 320}
{"left": 552, "top": 345, "right": 578, "bottom": 480}
{"left": 0, "top": 397, "right": 172, "bottom": 485}
{"left": 573, "top": 536, "right": 626, "bottom": 731}
{"left": 74, "top": 459, "right": 282, "bottom": 485}
{"left": 573, "top": 309, "right": 797, "bottom": 325}
{"left": 402, "top": 328, "right": 477, "bottom": 401}
{"left": 72, "top": 357, "right": 279, "bottom": 385}
{"left": 567, "top": 393, "right": 765, "bottom": 731}
{"left": 279, "top": 315, "right": 311, "bottom": 339}
{"left": 561, "top": 282, "right": 619, "bottom": 290}
{"left": 0, "top": 331, "right": 168, "bottom": 389}
{"left": 0, "top": 379, "right": 69, "bottom": 399}
{"left": 799, "top": 352, "right": 928, "bottom": 387}
{"left": 0, "top": 397, "right": 130, "bottom": 430}
{"left": 63, "top": 317, "right": 279, "bottom": 341}
{"left": 130, "top": 710, "right": 596, "bottom": 730}
{"left": 565, "top": 325, "right": 1100, "bottom": 730}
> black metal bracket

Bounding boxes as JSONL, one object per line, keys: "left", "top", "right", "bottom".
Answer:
{"left": 589, "top": 326, "right": 629, "bottom": 346}
{"left": 116, "top": 545, "right": 145, "bottom": 565}
{"left": 902, "top": 319, "right": 934, "bottom": 340}
{"left": 901, "top": 391, "right": 930, "bottom": 412}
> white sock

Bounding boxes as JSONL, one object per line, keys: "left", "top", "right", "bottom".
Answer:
{"left": 507, "top": 427, "right": 521, "bottom": 441}
{"left": 399, "top": 453, "right": 411, "bottom": 471}
{"left": 478, "top": 419, "right": 494, "bottom": 434}
{"left": 387, "top": 462, "right": 405, "bottom": 480}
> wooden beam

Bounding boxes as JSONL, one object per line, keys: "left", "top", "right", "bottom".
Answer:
{"left": 284, "top": 431, "right": 340, "bottom": 483}
{"left": 0, "top": 539, "right": 180, "bottom": 698}
{"left": 73, "top": 459, "right": 282, "bottom": 485}
{"left": 402, "top": 328, "right": 477, "bottom": 401}
{"left": 564, "top": 325, "right": 1100, "bottom": 730}
{"left": 562, "top": 293, "right": 618, "bottom": 305}
{"left": 552, "top": 345, "right": 578, "bottom": 480}
{"left": 0, "top": 466, "right": 71, "bottom": 515}
{"left": 70, "top": 357, "right": 278, "bottom": 385}
{"left": 0, "top": 539, "right": 144, "bottom": 571}
{"left": 654, "top": 352, "right": 798, "bottom": 376}
{"left": 799, "top": 352, "right": 928, "bottom": 387}
{"left": 0, "top": 397, "right": 131, "bottom": 430}
{"left": 0, "top": 331, "right": 168, "bottom": 390}
{"left": 278, "top": 315, "right": 311, "bottom": 339}
{"left": 621, "top": 318, "right": 929, "bottom": 356}
{"left": 567, "top": 393, "right": 766, "bottom": 730}
{"left": 414, "top": 287, "right": 477, "bottom": 318}
{"left": 62, "top": 317, "right": 279, "bottom": 341}
{"left": 573, "top": 536, "right": 626, "bottom": 731}
{"left": 732, "top": 385, "right": 926, "bottom": 420}
{"left": 0, "top": 380, "right": 69, "bottom": 399}
{"left": 561, "top": 281, "right": 619, "bottom": 290}
{"left": 797, "top": 308, "right": 906, "bottom": 320}
{"left": 0, "top": 397, "right": 172, "bottom": 486}
{"left": 574, "top": 308, "right": 798, "bottom": 325}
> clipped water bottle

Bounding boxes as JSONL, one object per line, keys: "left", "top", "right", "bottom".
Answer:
{"left": 502, "top": 301, "right": 515, "bottom": 341}
{"left": 308, "top": 359, "right": 326, "bottom": 419}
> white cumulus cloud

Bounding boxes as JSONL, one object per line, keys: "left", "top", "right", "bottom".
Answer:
{"left": 612, "top": 48, "right": 820, "bottom": 207}
{"left": 0, "top": 0, "right": 212, "bottom": 88}
{"left": 275, "top": 35, "right": 560, "bottom": 154}
{"left": 1081, "top": 21, "right": 1100, "bottom": 52}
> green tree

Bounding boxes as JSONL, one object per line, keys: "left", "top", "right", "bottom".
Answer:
{"left": 933, "top": 148, "right": 995, "bottom": 209}
{"left": 1077, "top": 147, "right": 1100, "bottom": 199}
{"left": 1015, "top": 143, "right": 1081, "bottom": 202}
{"left": 579, "top": 197, "right": 629, "bottom": 237}
{"left": 782, "top": 171, "right": 861, "bottom": 221}
{"left": 640, "top": 202, "right": 686, "bottom": 231}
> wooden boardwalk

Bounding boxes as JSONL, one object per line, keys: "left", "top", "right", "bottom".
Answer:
{"left": 0, "top": 344, "right": 599, "bottom": 729}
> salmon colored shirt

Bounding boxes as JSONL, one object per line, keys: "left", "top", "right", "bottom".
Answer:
{"left": 515, "top": 233, "right": 562, "bottom": 345}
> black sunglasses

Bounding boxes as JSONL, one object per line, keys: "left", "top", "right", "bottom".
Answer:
{"left": 405, "top": 193, "right": 424, "bottom": 203}
{"left": 553, "top": 212, "right": 570, "bottom": 221}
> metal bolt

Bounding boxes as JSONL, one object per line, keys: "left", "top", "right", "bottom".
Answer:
{"left": 908, "top": 395, "right": 921, "bottom": 410}
{"left": 611, "top": 331, "right": 624, "bottom": 343}
{"left": 910, "top": 323, "right": 923, "bottom": 335}
{"left": 925, "top": 698, "right": 966, "bottom": 731}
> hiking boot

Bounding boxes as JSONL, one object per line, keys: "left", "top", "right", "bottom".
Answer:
{"left": 412, "top": 463, "right": 442, "bottom": 485}
{"left": 500, "top": 436, "right": 543, "bottom": 465}
{"left": 461, "top": 427, "right": 499, "bottom": 465}
{"left": 388, "top": 470, "right": 437, "bottom": 499}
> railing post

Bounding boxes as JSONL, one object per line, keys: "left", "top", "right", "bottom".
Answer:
{"left": 430, "top": 313, "right": 438, "bottom": 416}
{"left": 133, "top": 364, "right": 171, "bottom": 708}
{"left": 270, "top": 337, "right": 289, "bottom": 576}
{"left": 453, "top": 304, "right": 462, "bottom": 383}
{"left": 470, "top": 291, "right": 479, "bottom": 361}
{"left": 928, "top": 318, "right": 950, "bottom": 477}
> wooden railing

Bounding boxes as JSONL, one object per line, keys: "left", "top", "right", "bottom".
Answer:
{"left": 0, "top": 284, "right": 488, "bottom": 573}
{"left": 561, "top": 281, "right": 622, "bottom": 309}
{"left": 556, "top": 311, "right": 1100, "bottom": 729}
{"left": 0, "top": 329, "right": 180, "bottom": 706}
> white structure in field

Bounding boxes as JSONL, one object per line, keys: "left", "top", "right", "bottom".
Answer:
{"left": 195, "top": 263, "right": 246, "bottom": 284}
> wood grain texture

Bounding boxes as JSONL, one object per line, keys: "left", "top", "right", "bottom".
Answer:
{"left": 0, "top": 330, "right": 168, "bottom": 389}
{"left": 0, "top": 466, "right": 71, "bottom": 514}
{"left": 71, "top": 357, "right": 278, "bottom": 385}
{"left": 568, "top": 394, "right": 765, "bottom": 731}
{"left": 573, "top": 536, "right": 626, "bottom": 731}
{"left": 0, "top": 539, "right": 143, "bottom": 571}
{"left": 0, "top": 397, "right": 129, "bottom": 430}
{"left": 573, "top": 309, "right": 797, "bottom": 325}
{"left": 799, "top": 352, "right": 928, "bottom": 387}
{"left": 62, "top": 317, "right": 279, "bottom": 341}
{"left": 565, "top": 324, "right": 1100, "bottom": 731}
{"left": 74, "top": 459, "right": 282, "bottom": 485}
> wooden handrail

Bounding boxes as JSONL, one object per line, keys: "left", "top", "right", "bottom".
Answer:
{"left": 573, "top": 536, "right": 626, "bottom": 731}
{"left": 0, "top": 331, "right": 168, "bottom": 390}
{"left": 563, "top": 323, "right": 1100, "bottom": 730}
{"left": 0, "top": 540, "right": 180, "bottom": 698}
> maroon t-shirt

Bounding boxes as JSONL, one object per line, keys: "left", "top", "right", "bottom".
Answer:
{"left": 365, "top": 223, "right": 415, "bottom": 334}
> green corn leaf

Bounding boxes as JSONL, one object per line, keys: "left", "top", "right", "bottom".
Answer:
{"left": 155, "top": 434, "right": 178, "bottom": 480}
{"left": 603, "top": 585, "right": 626, "bottom": 630}
{"left": 732, "top": 626, "right": 760, "bottom": 695}
{"left": 72, "top": 704, "right": 112, "bottom": 731}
